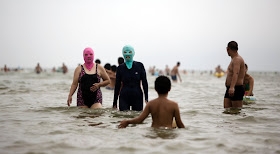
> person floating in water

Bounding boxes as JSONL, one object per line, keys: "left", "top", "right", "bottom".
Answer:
{"left": 67, "top": 47, "right": 110, "bottom": 109}
{"left": 171, "top": 62, "right": 182, "bottom": 82}
{"left": 224, "top": 41, "right": 245, "bottom": 109}
{"left": 118, "top": 76, "right": 185, "bottom": 128}
{"left": 35, "top": 63, "right": 42, "bottom": 74}
{"left": 113, "top": 45, "right": 148, "bottom": 111}
{"left": 243, "top": 64, "right": 254, "bottom": 96}
{"left": 215, "top": 65, "right": 225, "bottom": 78}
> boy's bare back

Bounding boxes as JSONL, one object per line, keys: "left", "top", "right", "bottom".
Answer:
{"left": 148, "top": 97, "right": 184, "bottom": 128}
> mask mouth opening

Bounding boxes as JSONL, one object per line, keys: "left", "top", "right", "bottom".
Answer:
{"left": 126, "top": 56, "right": 131, "bottom": 59}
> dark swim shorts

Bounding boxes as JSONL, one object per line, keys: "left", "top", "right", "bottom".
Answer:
{"left": 224, "top": 85, "right": 245, "bottom": 101}
{"left": 171, "top": 75, "right": 177, "bottom": 81}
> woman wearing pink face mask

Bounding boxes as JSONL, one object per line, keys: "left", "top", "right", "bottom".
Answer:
{"left": 67, "top": 48, "right": 110, "bottom": 109}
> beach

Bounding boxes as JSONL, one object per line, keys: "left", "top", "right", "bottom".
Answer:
{"left": 0, "top": 70, "right": 280, "bottom": 154}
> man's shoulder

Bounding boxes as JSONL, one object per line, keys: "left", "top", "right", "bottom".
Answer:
{"left": 232, "top": 56, "right": 244, "bottom": 64}
{"left": 234, "top": 55, "right": 244, "bottom": 61}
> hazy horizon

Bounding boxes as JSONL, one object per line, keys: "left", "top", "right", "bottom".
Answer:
{"left": 1, "top": 0, "right": 279, "bottom": 72}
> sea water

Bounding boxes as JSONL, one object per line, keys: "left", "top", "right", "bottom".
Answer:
{"left": 0, "top": 70, "right": 279, "bottom": 154}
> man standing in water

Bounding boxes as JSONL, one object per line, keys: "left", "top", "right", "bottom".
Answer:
{"left": 224, "top": 41, "right": 245, "bottom": 109}
{"left": 171, "top": 62, "right": 182, "bottom": 82}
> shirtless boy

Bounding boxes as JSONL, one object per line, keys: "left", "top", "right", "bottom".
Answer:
{"left": 224, "top": 41, "right": 245, "bottom": 109}
{"left": 118, "top": 76, "right": 185, "bottom": 128}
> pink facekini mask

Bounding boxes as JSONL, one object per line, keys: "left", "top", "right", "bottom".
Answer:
{"left": 83, "top": 48, "right": 94, "bottom": 71}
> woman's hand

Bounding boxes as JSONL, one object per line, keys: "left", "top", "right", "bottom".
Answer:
{"left": 90, "top": 83, "right": 100, "bottom": 92}
{"left": 67, "top": 95, "right": 72, "bottom": 106}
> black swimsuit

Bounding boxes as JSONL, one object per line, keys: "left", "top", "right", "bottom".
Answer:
{"left": 80, "top": 64, "right": 99, "bottom": 107}
{"left": 113, "top": 61, "right": 148, "bottom": 111}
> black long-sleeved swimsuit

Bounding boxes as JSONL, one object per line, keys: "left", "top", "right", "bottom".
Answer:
{"left": 113, "top": 61, "right": 148, "bottom": 111}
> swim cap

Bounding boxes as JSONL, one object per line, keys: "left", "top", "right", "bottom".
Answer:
{"left": 122, "top": 45, "right": 135, "bottom": 69}
{"left": 83, "top": 47, "right": 94, "bottom": 71}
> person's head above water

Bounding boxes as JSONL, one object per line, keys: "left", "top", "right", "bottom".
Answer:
{"left": 118, "top": 57, "right": 124, "bottom": 65}
{"left": 155, "top": 76, "right": 171, "bottom": 95}
{"left": 95, "top": 59, "right": 101, "bottom": 64}
{"left": 177, "top": 62, "right": 180, "bottom": 66}
{"left": 111, "top": 65, "right": 117, "bottom": 72}
{"left": 104, "top": 63, "right": 111, "bottom": 70}
{"left": 227, "top": 41, "right": 238, "bottom": 57}
{"left": 227, "top": 41, "right": 238, "bottom": 51}
{"left": 122, "top": 45, "right": 135, "bottom": 69}
{"left": 83, "top": 47, "right": 94, "bottom": 71}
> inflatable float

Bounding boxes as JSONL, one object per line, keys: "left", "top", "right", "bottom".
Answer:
{"left": 214, "top": 72, "right": 224, "bottom": 78}
{"left": 243, "top": 96, "right": 256, "bottom": 104}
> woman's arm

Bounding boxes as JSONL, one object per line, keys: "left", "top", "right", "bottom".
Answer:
{"left": 141, "top": 63, "right": 148, "bottom": 103}
{"left": 67, "top": 66, "right": 81, "bottom": 106}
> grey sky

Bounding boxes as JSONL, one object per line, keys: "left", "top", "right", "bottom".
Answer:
{"left": 0, "top": 0, "right": 279, "bottom": 71}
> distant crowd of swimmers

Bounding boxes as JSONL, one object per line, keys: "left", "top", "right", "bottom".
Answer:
{"left": 34, "top": 63, "right": 68, "bottom": 74}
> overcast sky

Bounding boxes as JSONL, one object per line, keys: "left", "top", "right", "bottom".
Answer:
{"left": 0, "top": 0, "right": 279, "bottom": 71}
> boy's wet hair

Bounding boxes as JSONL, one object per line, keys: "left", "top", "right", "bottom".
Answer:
{"left": 227, "top": 41, "right": 238, "bottom": 51}
{"left": 155, "top": 76, "right": 171, "bottom": 94}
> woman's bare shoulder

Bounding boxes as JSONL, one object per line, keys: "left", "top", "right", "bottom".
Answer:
{"left": 75, "top": 65, "right": 82, "bottom": 72}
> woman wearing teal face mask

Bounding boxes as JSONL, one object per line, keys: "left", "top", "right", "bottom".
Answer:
{"left": 113, "top": 45, "right": 148, "bottom": 111}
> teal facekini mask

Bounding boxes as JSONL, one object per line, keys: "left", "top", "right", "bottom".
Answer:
{"left": 122, "top": 45, "right": 135, "bottom": 69}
